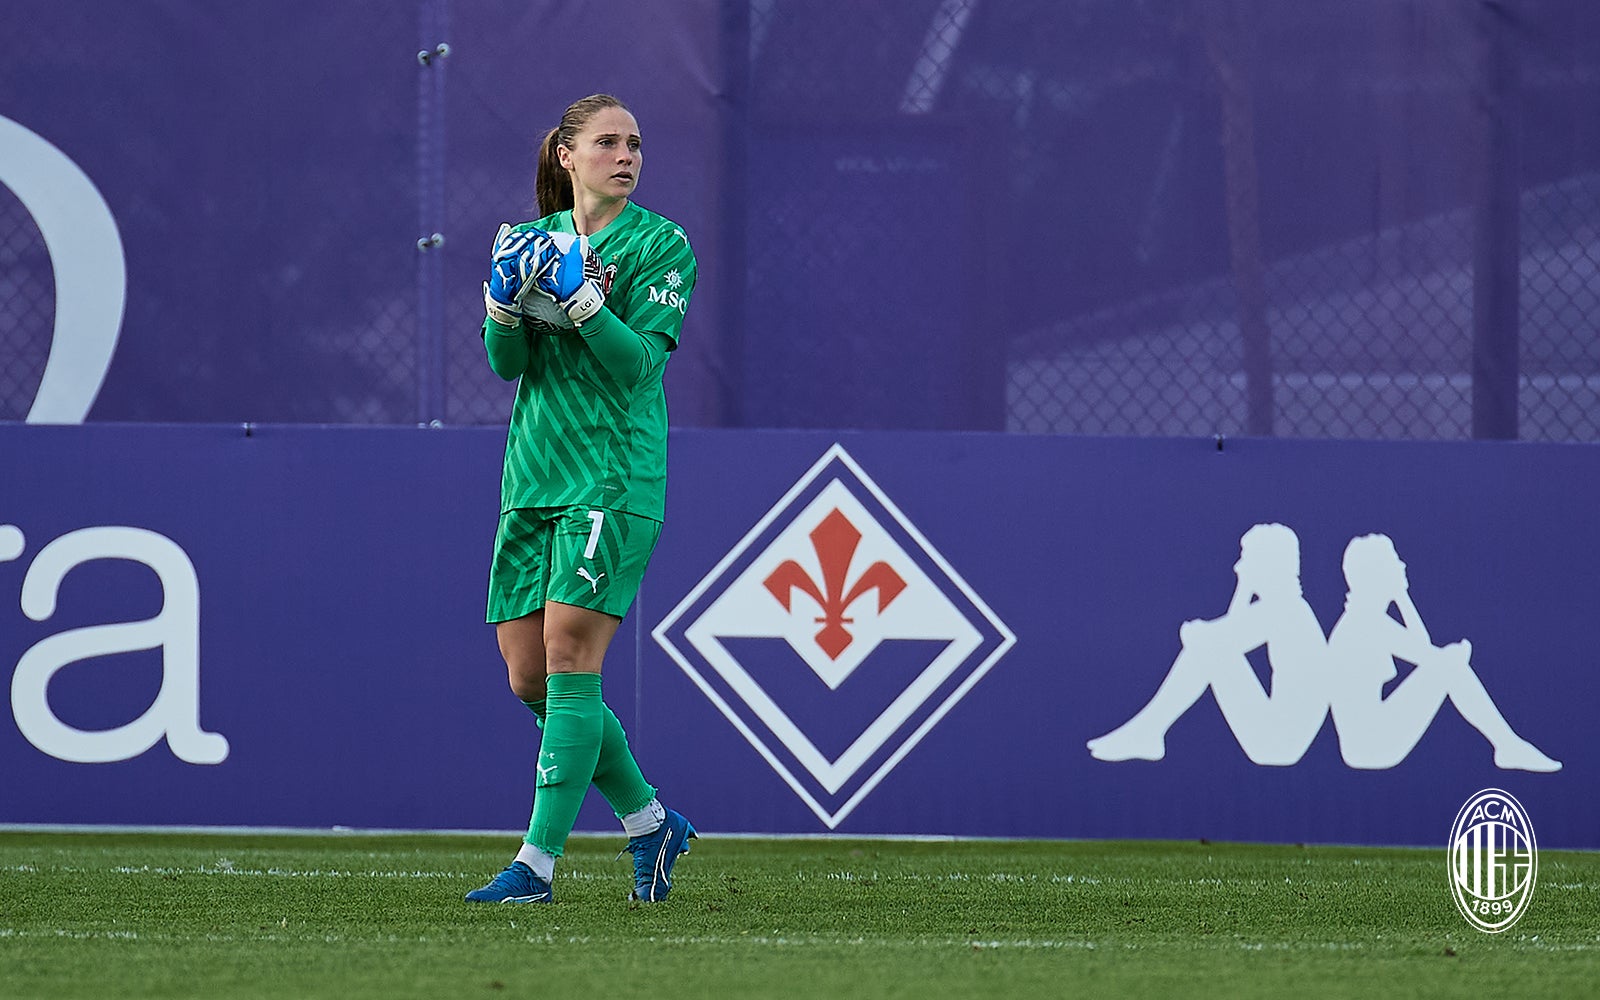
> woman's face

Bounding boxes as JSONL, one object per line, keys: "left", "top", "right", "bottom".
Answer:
{"left": 1345, "top": 542, "right": 1408, "bottom": 595}
{"left": 1234, "top": 540, "right": 1294, "bottom": 589}
{"left": 558, "top": 106, "right": 642, "bottom": 205}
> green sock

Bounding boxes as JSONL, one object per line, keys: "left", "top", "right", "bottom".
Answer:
{"left": 520, "top": 699, "right": 546, "bottom": 728}
{"left": 524, "top": 672, "right": 604, "bottom": 857}
{"left": 522, "top": 698, "right": 655, "bottom": 818}
{"left": 592, "top": 704, "right": 658, "bottom": 818}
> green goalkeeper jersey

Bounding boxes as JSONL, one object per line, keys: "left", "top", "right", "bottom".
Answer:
{"left": 486, "top": 201, "right": 696, "bottom": 522}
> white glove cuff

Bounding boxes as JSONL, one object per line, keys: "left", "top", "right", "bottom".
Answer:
{"left": 564, "top": 282, "right": 604, "bottom": 324}
{"left": 483, "top": 282, "right": 521, "bottom": 328}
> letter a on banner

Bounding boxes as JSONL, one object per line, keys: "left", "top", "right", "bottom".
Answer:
{"left": 10, "top": 526, "right": 229, "bottom": 764}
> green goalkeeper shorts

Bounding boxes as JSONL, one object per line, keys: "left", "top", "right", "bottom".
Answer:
{"left": 486, "top": 505, "right": 662, "bottom": 623}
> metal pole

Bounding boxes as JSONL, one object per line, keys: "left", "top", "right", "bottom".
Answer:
{"left": 415, "top": 0, "right": 449, "bottom": 426}
{"left": 717, "top": 0, "right": 750, "bottom": 428}
{"left": 1471, "top": 0, "right": 1521, "bottom": 440}
{"left": 1202, "top": 0, "right": 1273, "bottom": 437}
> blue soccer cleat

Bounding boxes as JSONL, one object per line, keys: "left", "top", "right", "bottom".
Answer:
{"left": 624, "top": 808, "right": 697, "bottom": 902}
{"left": 464, "top": 861, "right": 553, "bottom": 904}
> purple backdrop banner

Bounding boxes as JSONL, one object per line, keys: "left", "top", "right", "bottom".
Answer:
{"left": 2, "top": 424, "right": 1595, "bottom": 847}
{"left": 6, "top": 3, "right": 1598, "bottom": 439}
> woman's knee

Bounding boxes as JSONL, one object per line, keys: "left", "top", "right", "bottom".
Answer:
{"left": 502, "top": 650, "right": 546, "bottom": 701}
{"left": 507, "top": 667, "right": 546, "bottom": 702}
{"left": 496, "top": 616, "right": 547, "bottom": 700}
{"left": 541, "top": 604, "right": 621, "bottom": 674}
{"left": 541, "top": 632, "right": 606, "bottom": 674}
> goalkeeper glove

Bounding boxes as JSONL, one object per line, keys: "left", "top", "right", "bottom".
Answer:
{"left": 523, "top": 232, "right": 604, "bottom": 324}
{"left": 483, "top": 223, "right": 552, "bottom": 327}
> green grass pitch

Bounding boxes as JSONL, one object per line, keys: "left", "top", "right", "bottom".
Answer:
{"left": 2, "top": 830, "right": 1597, "bottom": 999}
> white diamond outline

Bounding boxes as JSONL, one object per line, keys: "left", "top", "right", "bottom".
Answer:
{"left": 652, "top": 442, "right": 1017, "bottom": 828}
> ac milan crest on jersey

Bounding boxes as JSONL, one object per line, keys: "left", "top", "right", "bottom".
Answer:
{"left": 653, "top": 444, "right": 1014, "bottom": 827}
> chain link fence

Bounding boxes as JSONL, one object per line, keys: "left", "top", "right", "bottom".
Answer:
{"left": 971, "top": 0, "right": 1600, "bottom": 442}
{"left": 1520, "top": 173, "right": 1600, "bottom": 441}
{"left": 3, "top": 0, "right": 1597, "bottom": 441}
{"left": 721, "top": 0, "right": 1600, "bottom": 442}
{"left": 0, "top": 187, "right": 50, "bottom": 422}
{"left": 1, "top": 2, "right": 424, "bottom": 425}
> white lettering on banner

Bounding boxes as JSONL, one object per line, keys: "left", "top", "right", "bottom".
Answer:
{"left": 2, "top": 524, "right": 229, "bottom": 765}
{"left": 0, "top": 114, "right": 127, "bottom": 424}
{"left": 1086, "top": 524, "right": 1561, "bottom": 773}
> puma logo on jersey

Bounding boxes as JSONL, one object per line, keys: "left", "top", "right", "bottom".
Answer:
{"left": 577, "top": 567, "right": 605, "bottom": 592}
{"left": 537, "top": 753, "right": 558, "bottom": 785}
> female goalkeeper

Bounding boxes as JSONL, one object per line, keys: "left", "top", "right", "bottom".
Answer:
{"left": 465, "top": 93, "right": 697, "bottom": 905}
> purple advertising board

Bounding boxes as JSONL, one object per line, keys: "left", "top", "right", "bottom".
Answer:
{"left": 2, "top": 424, "right": 1595, "bottom": 847}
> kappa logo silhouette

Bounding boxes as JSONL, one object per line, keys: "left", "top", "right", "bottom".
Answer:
{"left": 654, "top": 444, "right": 1013, "bottom": 828}
{"left": 1087, "top": 524, "right": 1560, "bottom": 772}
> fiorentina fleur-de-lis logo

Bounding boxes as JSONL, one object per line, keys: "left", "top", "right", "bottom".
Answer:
{"left": 763, "top": 509, "right": 907, "bottom": 659}
{"left": 655, "top": 444, "right": 1015, "bottom": 829}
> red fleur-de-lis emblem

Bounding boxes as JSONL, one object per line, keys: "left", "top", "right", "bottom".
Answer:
{"left": 763, "top": 508, "right": 908, "bottom": 660}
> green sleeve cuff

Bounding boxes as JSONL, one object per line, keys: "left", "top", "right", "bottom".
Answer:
{"left": 483, "top": 318, "right": 529, "bottom": 381}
